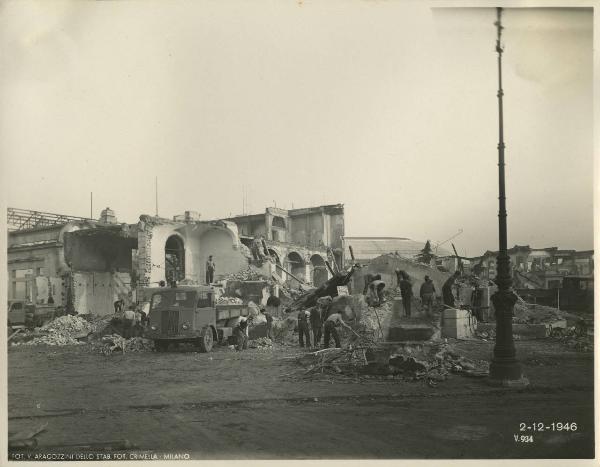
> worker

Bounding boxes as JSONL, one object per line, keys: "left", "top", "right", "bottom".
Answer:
{"left": 363, "top": 273, "right": 381, "bottom": 295}
{"left": 368, "top": 279, "right": 386, "bottom": 307}
{"left": 205, "top": 255, "right": 216, "bottom": 285}
{"left": 395, "top": 268, "right": 402, "bottom": 287}
{"left": 309, "top": 306, "right": 322, "bottom": 348}
{"left": 266, "top": 291, "right": 281, "bottom": 318}
{"left": 419, "top": 275, "right": 436, "bottom": 315}
{"left": 298, "top": 308, "right": 311, "bottom": 348}
{"left": 442, "top": 271, "right": 461, "bottom": 308}
{"left": 398, "top": 272, "right": 413, "bottom": 317}
{"left": 113, "top": 298, "right": 124, "bottom": 315}
{"left": 234, "top": 318, "right": 249, "bottom": 351}
{"left": 323, "top": 312, "right": 352, "bottom": 348}
{"left": 122, "top": 305, "right": 136, "bottom": 339}
{"left": 261, "top": 307, "right": 274, "bottom": 340}
{"left": 133, "top": 306, "right": 144, "bottom": 337}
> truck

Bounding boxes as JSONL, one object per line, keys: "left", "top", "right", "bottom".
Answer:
{"left": 142, "top": 285, "right": 252, "bottom": 352}
{"left": 7, "top": 300, "right": 60, "bottom": 329}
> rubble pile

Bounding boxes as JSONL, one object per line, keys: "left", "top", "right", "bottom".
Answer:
{"left": 513, "top": 302, "right": 568, "bottom": 324}
{"left": 294, "top": 342, "right": 489, "bottom": 384}
{"left": 89, "top": 334, "right": 154, "bottom": 355}
{"left": 271, "top": 316, "right": 297, "bottom": 342}
{"left": 553, "top": 325, "right": 593, "bottom": 352}
{"left": 360, "top": 301, "right": 394, "bottom": 340}
{"left": 12, "top": 315, "right": 95, "bottom": 346}
{"left": 223, "top": 267, "right": 271, "bottom": 282}
{"left": 248, "top": 337, "right": 274, "bottom": 349}
{"left": 216, "top": 296, "right": 243, "bottom": 305}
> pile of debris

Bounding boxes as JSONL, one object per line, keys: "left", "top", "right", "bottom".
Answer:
{"left": 294, "top": 341, "right": 489, "bottom": 385}
{"left": 360, "top": 301, "right": 394, "bottom": 340}
{"left": 552, "top": 325, "right": 593, "bottom": 352}
{"left": 248, "top": 337, "right": 274, "bottom": 349}
{"left": 11, "top": 315, "right": 95, "bottom": 346}
{"left": 89, "top": 334, "right": 154, "bottom": 355}
{"left": 223, "top": 267, "right": 271, "bottom": 282}
{"left": 216, "top": 296, "right": 243, "bottom": 305}
{"left": 513, "top": 301, "right": 569, "bottom": 324}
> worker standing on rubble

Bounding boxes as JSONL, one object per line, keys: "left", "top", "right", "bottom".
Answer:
{"left": 323, "top": 312, "right": 352, "bottom": 348}
{"left": 442, "top": 271, "right": 461, "bottom": 308}
{"left": 205, "top": 255, "right": 216, "bottom": 284}
{"left": 298, "top": 309, "right": 311, "bottom": 348}
{"left": 420, "top": 275, "right": 436, "bottom": 316}
{"left": 399, "top": 272, "right": 413, "bottom": 317}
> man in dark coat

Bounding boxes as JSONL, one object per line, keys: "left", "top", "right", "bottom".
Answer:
{"left": 398, "top": 272, "right": 413, "bottom": 317}
{"left": 419, "top": 275, "right": 436, "bottom": 315}
{"left": 442, "top": 271, "right": 461, "bottom": 308}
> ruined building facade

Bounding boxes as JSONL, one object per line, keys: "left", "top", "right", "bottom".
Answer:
{"left": 7, "top": 204, "right": 344, "bottom": 315}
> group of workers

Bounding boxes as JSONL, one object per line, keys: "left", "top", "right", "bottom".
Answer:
{"left": 361, "top": 268, "right": 461, "bottom": 317}
{"left": 297, "top": 296, "right": 352, "bottom": 349}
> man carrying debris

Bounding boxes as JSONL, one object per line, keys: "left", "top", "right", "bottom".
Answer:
{"left": 205, "top": 255, "right": 216, "bottom": 284}
{"left": 297, "top": 309, "right": 311, "bottom": 348}
{"left": 420, "top": 275, "right": 436, "bottom": 315}
{"left": 122, "top": 305, "right": 136, "bottom": 339}
{"left": 399, "top": 272, "right": 413, "bottom": 317}
{"left": 442, "top": 271, "right": 461, "bottom": 308}
{"left": 323, "top": 312, "right": 352, "bottom": 348}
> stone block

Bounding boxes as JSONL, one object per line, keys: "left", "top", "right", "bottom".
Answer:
{"left": 387, "top": 324, "right": 435, "bottom": 341}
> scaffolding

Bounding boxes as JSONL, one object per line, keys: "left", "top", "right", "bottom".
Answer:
{"left": 7, "top": 208, "right": 92, "bottom": 232}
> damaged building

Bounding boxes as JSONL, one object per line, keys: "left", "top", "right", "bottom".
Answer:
{"left": 7, "top": 204, "right": 345, "bottom": 315}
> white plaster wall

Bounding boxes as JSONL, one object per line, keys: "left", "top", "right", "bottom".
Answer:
{"left": 194, "top": 229, "right": 247, "bottom": 282}
{"left": 147, "top": 224, "right": 184, "bottom": 285}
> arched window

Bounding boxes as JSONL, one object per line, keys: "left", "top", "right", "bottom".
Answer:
{"left": 165, "top": 235, "right": 185, "bottom": 282}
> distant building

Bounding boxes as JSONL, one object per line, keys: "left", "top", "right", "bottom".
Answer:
{"left": 472, "top": 245, "right": 594, "bottom": 289}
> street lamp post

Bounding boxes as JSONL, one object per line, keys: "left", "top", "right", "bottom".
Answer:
{"left": 489, "top": 7, "right": 529, "bottom": 387}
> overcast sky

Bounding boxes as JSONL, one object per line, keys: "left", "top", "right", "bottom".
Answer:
{"left": 0, "top": 2, "right": 593, "bottom": 257}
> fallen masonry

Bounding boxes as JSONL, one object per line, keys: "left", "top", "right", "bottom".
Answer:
{"left": 293, "top": 341, "right": 489, "bottom": 384}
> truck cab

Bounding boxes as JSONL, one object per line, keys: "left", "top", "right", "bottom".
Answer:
{"left": 7, "top": 300, "right": 58, "bottom": 328}
{"left": 145, "top": 286, "right": 218, "bottom": 352}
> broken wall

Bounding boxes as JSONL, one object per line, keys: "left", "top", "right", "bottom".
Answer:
{"left": 72, "top": 271, "right": 132, "bottom": 315}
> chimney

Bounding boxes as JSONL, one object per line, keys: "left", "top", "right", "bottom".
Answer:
{"left": 99, "top": 207, "right": 117, "bottom": 224}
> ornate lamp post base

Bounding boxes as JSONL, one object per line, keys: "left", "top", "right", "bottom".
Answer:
{"left": 487, "top": 288, "right": 529, "bottom": 388}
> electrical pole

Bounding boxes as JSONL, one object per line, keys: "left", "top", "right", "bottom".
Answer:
{"left": 489, "top": 7, "right": 528, "bottom": 387}
{"left": 155, "top": 177, "right": 158, "bottom": 217}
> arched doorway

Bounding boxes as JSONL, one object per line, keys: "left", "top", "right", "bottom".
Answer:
{"left": 165, "top": 235, "right": 185, "bottom": 283}
{"left": 286, "top": 251, "right": 305, "bottom": 285}
{"left": 310, "top": 254, "right": 328, "bottom": 287}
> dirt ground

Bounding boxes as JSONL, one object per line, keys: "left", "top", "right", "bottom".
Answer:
{"left": 7, "top": 337, "right": 594, "bottom": 460}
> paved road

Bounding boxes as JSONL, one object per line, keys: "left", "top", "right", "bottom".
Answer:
{"left": 7, "top": 339, "right": 594, "bottom": 460}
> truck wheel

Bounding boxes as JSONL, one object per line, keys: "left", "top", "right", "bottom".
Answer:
{"left": 155, "top": 340, "right": 168, "bottom": 352}
{"left": 198, "top": 326, "right": 214, "bottom": 353}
